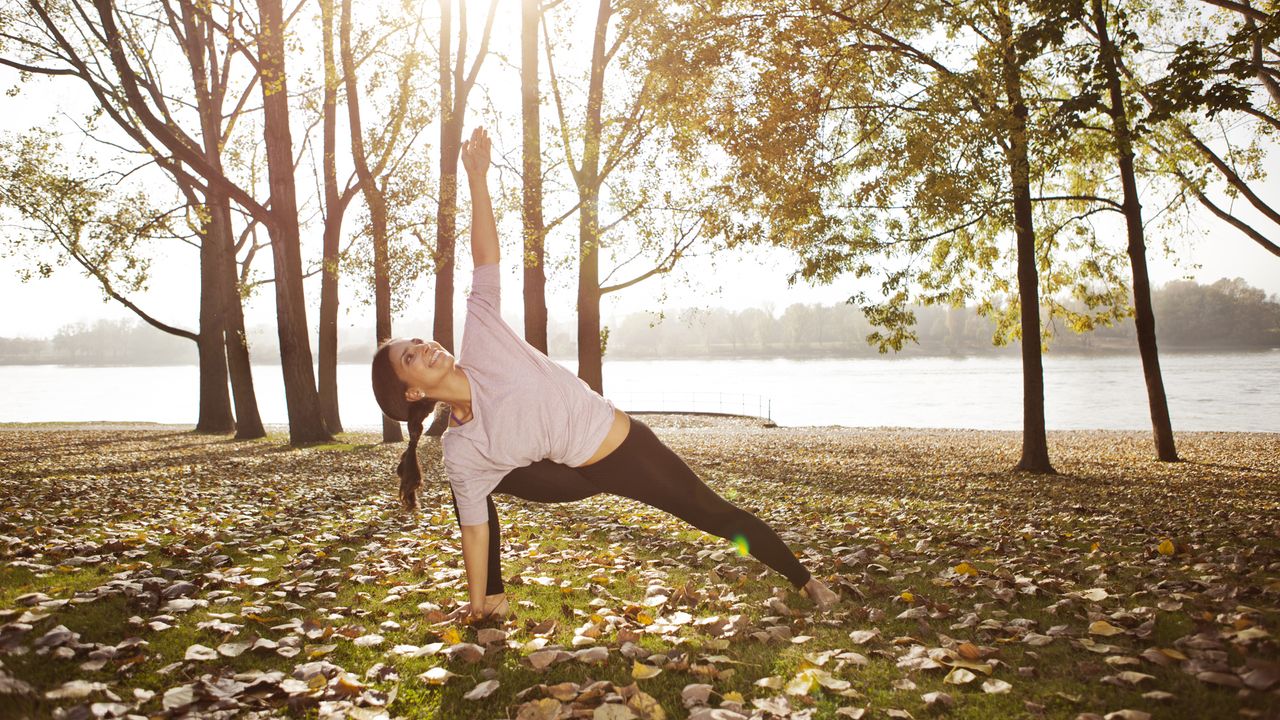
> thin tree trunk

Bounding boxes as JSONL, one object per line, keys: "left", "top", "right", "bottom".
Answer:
{"left": 217, "top": 200, "right": 265, "bottom": 439}
{"left": 1093, "top": 0, "right": 1178, "bottom": 461}
{"left": 522, "top": 0, "right": 548, "bottom": 354}
{"left": 425, "top": 0, "right": 460, "bottom": 439}
{"left": 258, "top": 0, "right": 330, "bottom": 444}
{"left": 178, "top": 2, "right": 249, "bottom": 437}
{"left": 576, "top": 0, "right": 611, "bottom": 394}
{"left": 196, "top": 223, "right": 234, "bottom": 433}
{"left": 998, "top": 6, "right": 1054, "bottom": 474}
{"left": 341, "top": 0, "right": 401, "bottom": 442}
{"left": 319, "top": 0, "right": 344, "bottom": 434}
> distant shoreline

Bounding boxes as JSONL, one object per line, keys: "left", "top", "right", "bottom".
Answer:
{"left": 3, "top": 418, "right": 1277, "bottom": 436}
{"left": 2, "top": 344, "right": 1276, "bottom": 367}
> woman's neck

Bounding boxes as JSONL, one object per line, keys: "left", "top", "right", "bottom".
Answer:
{"left": 428, "top": 366, "right": 472, "bottom": 407}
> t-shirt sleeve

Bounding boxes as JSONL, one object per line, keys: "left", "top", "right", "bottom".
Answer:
{"left": 445, "top": 455, "right": 500, "bottom": 527}
{"left": 469, "top": 263, "right": 500, "bottom": 314}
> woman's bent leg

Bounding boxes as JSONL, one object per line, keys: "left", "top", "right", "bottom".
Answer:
{"left": 494, "top": 459, "right": 600, "bottom": 503}
{"left": 576, "top": 418, "right": 812, "bottom": 588}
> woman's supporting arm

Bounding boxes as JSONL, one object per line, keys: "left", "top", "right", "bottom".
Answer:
{"left": 459, "top": 521, "right": 490, "bottom": 619}
{"left": 461, "top": 127, "right": 498, "bottom": 267}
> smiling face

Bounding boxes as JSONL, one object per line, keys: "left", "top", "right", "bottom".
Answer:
{"left": 386, "top": 337, "right": 455, "bottom": 402}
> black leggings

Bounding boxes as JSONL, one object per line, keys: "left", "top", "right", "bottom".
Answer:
{"left": 448, "top": 416, "right": 811, "bottom": 594}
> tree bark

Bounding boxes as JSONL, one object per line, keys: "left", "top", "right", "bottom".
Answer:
{"left": 576, "top": 0, "right": 611, "bottom": 394}
{"left": 998, "top": 6, "right": 1054, "bottom": 474}
{"left": 426, "top": 0, "right": 460, "bottom": 439}
{"left": 522, "top": 0, "right": 549, "bottom": 354}
{"left": 1092, "top": 0, "right": 1178, "bottom": 461}
{"left": 341, "top": 0, "right": 402, "bottom": 443}
{"left": 428, "top": 0, "right": 499, "bottom": 436}
{"left": 217, "top": 202, "right": 265, "bottom": 439}
{"left": 319, "top": 0, "right": 344, "bottom": 435}
{"left": 194, "top": 223, "right": 234, "bottom": 433}
{"left": 177, "top": 1, "right": 252, "bottom": 437}
{"left": 257, "top": 0, "right": 331, "bottom": 444}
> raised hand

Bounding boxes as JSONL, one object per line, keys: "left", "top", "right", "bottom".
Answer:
{"left": 460, "top": 126, "right": 491, "bottom": 180}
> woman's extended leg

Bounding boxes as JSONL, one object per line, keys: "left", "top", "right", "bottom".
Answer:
{"left": 575, "top": 417, "right": 813, "bottom": 588}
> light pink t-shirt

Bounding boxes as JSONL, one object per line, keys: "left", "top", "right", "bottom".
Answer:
{"left": 442, "top": 263, "right": 617, "bottom": 525}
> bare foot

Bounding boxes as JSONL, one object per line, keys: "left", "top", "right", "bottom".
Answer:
{"left": 804, "top": 577, "right": 840, "bottom": 612}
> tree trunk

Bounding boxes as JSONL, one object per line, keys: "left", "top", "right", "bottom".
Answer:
{"left": 216, "top": 200, "right": 265, "bottom": 439}
{"left": 341, "top": 0, "right": 402, "bottom": 443}
{"left": 576, "top": 0, "right": 611, "bottom": 394}
{"left": 522, "top": 0, "right": 548, "bottom": 354}
{"left": 1092, "top": 0, "right": 1178, "bottom": 461}
{"left": 178, "top": 1, "right": 258, "bottom": 438}
{"left": 195, "top": 224, "right": 234, "bottom": 433}
{"left": 427, "top": 0, "right": 462, "bottom": 438}
{"left": 258, "top": 0, "right": 331, "bottom": 444}
{"left": 998, "top": 6, "right": 1054, "bottom": 474}
{"left": 319, "top": 0, "right": 344, "bottom": 435}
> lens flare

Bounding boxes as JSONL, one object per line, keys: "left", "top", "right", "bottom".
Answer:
{"left": 732, "top": 534, "right": 750, "bottom": 557}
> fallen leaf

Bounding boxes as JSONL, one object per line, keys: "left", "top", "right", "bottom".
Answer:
{"left": 981, "top": 678, "right": 1012, "bottom": 694}
{"left": 184, "top": 644, "right": 218, "bottom": 661}
{"left": 632, "top": 661, "right": 663, "bottom": 680}
{"left": 1088, "top": 620, "right": 1125, "bottom": 637}
{"left": 464, "top": 679, "right": 499, "bottom": 700}
{"left": 418, "top": 667, "right": 454, "bottom": 685}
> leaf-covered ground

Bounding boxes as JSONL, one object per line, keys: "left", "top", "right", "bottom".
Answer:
{"left": 1, "top": 417, "right": 1277, "bottom": 720}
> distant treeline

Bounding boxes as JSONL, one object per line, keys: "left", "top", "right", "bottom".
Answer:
{"left": 4, "top": 278, "right": 1277, "bottom": 365}
{"left": 606, "top": 278, "right": 1280, "bottom": 358}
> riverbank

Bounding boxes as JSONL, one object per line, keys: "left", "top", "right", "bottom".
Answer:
{"left": 1, "top": 418, "right": 1276, "bottom": 719}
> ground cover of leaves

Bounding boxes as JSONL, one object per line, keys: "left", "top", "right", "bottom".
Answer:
{"left": 0, "top": 417, "right": 1277, "bottom": 720}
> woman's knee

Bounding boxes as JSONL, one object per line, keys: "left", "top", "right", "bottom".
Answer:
{"left": 684, "top": 499, "right": 756, "bottom": 540}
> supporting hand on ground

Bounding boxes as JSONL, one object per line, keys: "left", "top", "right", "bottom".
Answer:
{"left": 483, "top": 592, "right": 510, "bottom": 618}
{"left": 447, "top": 592, "right": 509, "bottom": 624}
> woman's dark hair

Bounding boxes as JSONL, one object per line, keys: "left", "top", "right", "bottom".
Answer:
{"left": 372, "top": 340, "right": 437, "bottom": 511}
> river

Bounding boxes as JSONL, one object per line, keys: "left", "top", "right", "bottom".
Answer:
{"left": 1, "top": 351, "right": 1275, "bottom": 432}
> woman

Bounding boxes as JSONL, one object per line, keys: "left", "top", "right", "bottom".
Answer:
{"left": 371, "top": 127, "right": 839, "bottom": 621}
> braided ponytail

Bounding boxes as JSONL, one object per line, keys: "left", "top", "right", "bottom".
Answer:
{"left": 397, "top": 400, "right": 434, "bottom": 511}
{"left": 372, "top": 340, "right": 439, "bottom": 512}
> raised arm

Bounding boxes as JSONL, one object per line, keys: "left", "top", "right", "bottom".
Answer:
{"left": 461, "top": 127, "right": 498, "bottom": 267}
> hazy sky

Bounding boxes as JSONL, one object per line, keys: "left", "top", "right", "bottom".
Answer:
{"left": 3, "top": 2, "right": 1280, "bottom": 342}
{"left": 3, "top": 218, "right": 1277, "bottom": 342}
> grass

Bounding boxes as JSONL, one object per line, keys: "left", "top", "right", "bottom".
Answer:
{"left": 0, "top": 420, "right": 1276, "bottom": 719}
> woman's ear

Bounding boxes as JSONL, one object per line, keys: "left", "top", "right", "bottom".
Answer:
{"left": 405, "top": 387, "right": 425, "bottom": 402}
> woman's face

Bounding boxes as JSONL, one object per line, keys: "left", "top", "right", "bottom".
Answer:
{"left": 386, "top": 337, "right": 455, "bottom": 401}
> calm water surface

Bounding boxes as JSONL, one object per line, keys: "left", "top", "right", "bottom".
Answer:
{"left": 2, "top": 352, "right": 1276, "bottom": 432}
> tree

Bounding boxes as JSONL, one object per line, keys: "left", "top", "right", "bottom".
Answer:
{"left": 425, "top": 0, "right": 499, "bottom": 436}
{"left": 4, "top": 0, "right": 327, "bottom": 440}
{"left": 254, "top": 0, "right": 330, "bottom": 443}
{"left": 1063, "top": 0, "right": 1178, "bottom": 460}
{"left": 522, "top": 0, "right": 549, "bottom": 353}
{"left": 339, "top": 0, "right": 430, "bottom": 442}
{"left": 544, "top": 0, "right": 717, "bottom": 393}
{"left": 1132, "top": 0, "right": 1280, "bottom": 258}
{"left": 318, "top": 0, "right": 362, "bottom": 436}
{"left": 0, "top": 0, "right": 270, "bottom": 437}
{"left": 697, "top": 0, "right": 1142, "bottom": 472}
{"left": 171, "top": 0, "right": 265, "bottom": 439}
{"left": 0, "top": 134, "right": 196, "bottom": 372}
